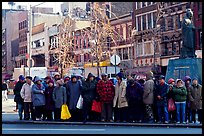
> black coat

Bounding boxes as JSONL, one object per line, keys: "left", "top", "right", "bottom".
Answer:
{"left": 81, "top": 79, "right": 97, "bottom": 102}
{"left": 13, "top": 81, "right": 25, "bottom": 103}
{"left": 45, "top": 86, "right": 55, "bottom": 111}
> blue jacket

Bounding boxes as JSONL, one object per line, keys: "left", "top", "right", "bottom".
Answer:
{"left": 155, "top": 82, "right": 169, "bottom": 106}
{"left": 32, "top": 83, "right": 45, "bottom": 107}
{"left": 126, "top": 81, "right": 144, "bottom": 102}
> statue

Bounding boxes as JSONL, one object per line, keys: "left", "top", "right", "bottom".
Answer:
{"left": 180, "top": 9, "right": 196, "bottom": 58}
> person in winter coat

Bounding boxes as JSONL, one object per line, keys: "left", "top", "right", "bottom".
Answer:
{"left": 173, "top": 79, "right": 187, "bottom": 124}
{"left": 53, "top": 79, "right": 67, "bottom": 121}
{"left": 184, "top": 76, "right": 192, "bottom": 123}
{"left": 167, "top": 78, "right": 177, "bottom": 123}
{"left": 42, "top": 76, "right": 51, "bottom": 89}
{"left": 113, "top": 72, "right": 128, "bottom": 122}
{"left": 96, "top": 73, "right": 115, "bottom": 122}
{"left": 32, "top": 76, "right": 46, "bottom": 121}
{"left": 66, "top": 75, "right": 82, "bottom": 122}
{"left": 156, "top": 75, "right": 169, "bottom": 124}
{"left": 126, "top": 79, "right": 144, "bottom": 123}
{"left": 143, "top": 71, "right": 155, "bottom": 123}
{"left": 188, "top": 78, "right": 202, "bottom": 124}
{"left": 81, "top": 73, "right": 97, "bottom": 122}
{"left": 44, "top": 79, "right": 55, "bottom": 121}
{"left": 13, "top": 75, "right": 26, "bottom": 120}
{"left": 20, "top": 76, "right": 35, "bottom": 120}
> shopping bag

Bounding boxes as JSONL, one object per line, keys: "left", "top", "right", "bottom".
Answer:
{"left": 168, "top": 98, "right": 176, "bottom": 112}
{"left": 61, "top": 104, "right": 71, "bottom": 120}
{"left": 76, "top": 95, "right": 83, "bottom": 109}
{"left": 91, "top": 100, "right": 101, "bottom": 113}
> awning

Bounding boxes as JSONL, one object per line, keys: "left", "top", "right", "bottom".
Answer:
{"left": 84, "top": 60, "right": 110, "bottom": 68}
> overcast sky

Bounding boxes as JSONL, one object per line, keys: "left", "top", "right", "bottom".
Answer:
{"left": 2, "top": 2, "right": 87, "bottom": 13}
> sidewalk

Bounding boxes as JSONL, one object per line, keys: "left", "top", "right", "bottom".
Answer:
{"left": 2, "top": 95, "right": 202, "bottom": 128}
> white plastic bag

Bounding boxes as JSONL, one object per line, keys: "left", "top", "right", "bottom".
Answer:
{"left": 76, "top": 95, "right": 83, "bottom": 109}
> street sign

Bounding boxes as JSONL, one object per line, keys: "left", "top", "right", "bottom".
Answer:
{"left": 110, "top": 55, "right": 121, "bottom": 65}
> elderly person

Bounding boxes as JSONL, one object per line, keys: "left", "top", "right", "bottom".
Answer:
{"left": 20, "top": 76, "right": 34, "bottom": 120}
{"left": 53, "top": 79, "right": 67, "bottom": 121}
{"left": 32, "top": 76, "right": 46, "bottom": 121}
{"left": 173, "top": 79, "right": 187, "bottom": 124}
{"left": 97, "top": 73, "right": 115, "bottom": 122}
{"left": 188, "top": 78, "right": 202, "bottom": 124}
{"left": 113, "top": 72, "right": 128, "bottom": 122}
{"left": 14, "top": 75, "right": 26, "bottom": 120}
{"left": 81, "top": 73, "right": 97, "bottom": 122}
{"left": 126, "top": 79, "right": 144, "bottom": 123}
{"left": 66, "top": 75, "right": 82, "bottom": 122}
{"left": 156, "top": 75, "right": 169, "bottom": 124}
{"left": 143, "top": 71, "right": 155, "bottom": 123}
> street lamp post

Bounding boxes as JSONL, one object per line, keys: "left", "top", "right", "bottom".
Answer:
{"left": 28, "top": 2, "right": 46, "bottom": 76}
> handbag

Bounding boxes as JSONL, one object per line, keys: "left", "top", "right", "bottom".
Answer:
{"left": 168, "top": 98, "right": 176, "bottom": 112}
{"left": 61, "top": 104, "right": 71, "bottom": 120}
{"left": 91, "top": 100, "right": 101, "bottom": 113}
{"left": 76, "top": 95, "right": 83, "bottom": 109}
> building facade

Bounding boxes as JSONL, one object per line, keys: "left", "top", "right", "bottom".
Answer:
{"left": 132, "top": 2, "right": 194, "bottom": 77}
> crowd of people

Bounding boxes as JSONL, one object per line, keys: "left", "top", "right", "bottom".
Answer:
{"left": 12, "top": 71, "right": 202, "bottom": 124}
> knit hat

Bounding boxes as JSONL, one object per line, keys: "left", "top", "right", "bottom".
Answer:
{"left": 116, "top": 72, "right": 123, "bottom": 80}
{"left": 128, "top": 79, "right": 135, "bottom": 85}
{"left": 54, "top": 73, "right": 60, "bottom": 77}
{"left": 101, "top": 73, "right": 108, "bottom": 76}
{"left": 71, "top": 74, "right": 77, "bottom": 79}
{"left": 34, "top": 76, "right": 42, "bottom": 83}
{"left": 168, "top": 78, "right": 175, "bottom": 84}
{"left": 26, "top": 76, "right": 32, "bottom": 81}
{"left": 48, "top": 79, "right": 54, "bottom": 84}
{"left": 19, "top": 75, "right": 25, "bottom": 81}
{"left": 146, "top": 71, "right": 153, "bottom": 79}
{"left": 184, "top": 76, "right": 191, "bottom": 82}
{"left": 159, "top": 75, "right": 165, "bottom": 80}
{"left": 45, "top": 76, "right": 51, "bottom": 80}
{"left": 87, "top": 73, "right": 94, "bottom": 79}
{"left": 192, "top": 78, "right": 198, "bottom": 81}
{"left": 56, "top": 79, "right": 63, "bottom": 86}
{"left": 176, "top": 79, "right": 183, "bottom": 83}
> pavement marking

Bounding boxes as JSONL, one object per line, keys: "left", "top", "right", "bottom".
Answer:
{"left": 3, "top": 128, "right": 106, "bottom": 131}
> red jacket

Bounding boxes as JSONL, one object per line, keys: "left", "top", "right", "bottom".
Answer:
{"left": 96, "top": 79, "right": 115, "bottom": 103}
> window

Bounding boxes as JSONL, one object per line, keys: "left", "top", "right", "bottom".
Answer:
{"left": 138, "top": 16, "right": 141, "bottom": 31}
{"left": 80, "top": 39, "right": 82, "bottom": 48}
{"left": 147, "top": 2, "right": 151, "bottom": 6}
{"left": 84, "top": 39, "right": 86, "bottom": 48}
{"left": 137, "top": 2, "right": 141, "bottom": 9}
{"left": 123, "top": 48, "right": 128, "bottom": 60}
{"left": 147, "top": 13, "right": 152, "bottom": 29}
{"left": 153, "top": 12, "right": 157, "bottom": 28}
{"left": 142, "top": 2, "right": 146, "bottom": 8}
{"left": 137, "top": 43, "right": 143, "bottom": 56}
{"left": 168, "top": 16, "right": 174, "bottom": 30}
{"left": 123, "top": 26, "right": 126, "bottom": 40}
{"left": 117, "top": 48, "right": 122, "bottom": 58}
{"left": 144, "top": 42, "right": 153, "bottom": 55}
{"left": 128, "top": 25, "right": 132, "bottom": 38}
{"left": 142, "top": 15, "right": 146, "bottom": 30}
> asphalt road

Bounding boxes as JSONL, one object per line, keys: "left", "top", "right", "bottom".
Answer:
{"left": 2, "top": 124, "right": 202, "bottom": 134}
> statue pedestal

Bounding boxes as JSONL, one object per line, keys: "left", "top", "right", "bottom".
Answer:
{"left": 165, "top": 58, "right": 202, "bottom": 84}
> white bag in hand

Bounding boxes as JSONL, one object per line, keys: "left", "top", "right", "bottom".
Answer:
{"left": 76, "top": 95, "right": 83, "bottom": 109}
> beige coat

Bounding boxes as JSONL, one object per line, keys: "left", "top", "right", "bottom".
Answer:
{"left": 113, "top": 80, "right": 128, "bottom": 108}
{"left": 143, "top": 79, "right": 154, "bottom": 104}
{"left": 20, "top": 82, "right": 33, "bottom": 102}
{"left": 188, "top": 84, "right": 202, "bottom": 110}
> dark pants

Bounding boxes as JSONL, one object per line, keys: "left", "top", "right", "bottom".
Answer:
{"left": 157, "top": 105, "right": 169, "bottom": 122}
{"left": 35, "top": 105, "right": 45, "bottom": 119}
{"left": 45, "top": 109, "right": 53, "bottom": 121}
{"left": 185, "top": 101, "right": 192, "bottom": 123}
{"left": 70, "top": 109, "right": 83, "bottom": 122}
{"left": 82, "top": 100, "right": 92, "bottom": 121}
{"left": 128, "top": 101, "right": 144, "bottom": 122}
{"left": 168, "top": 110, "right": 177, "bottom": 123}
{"left": 24, "top": 102, "right": 34, "bottom": 120}
{"left": 54, "top": 108, "right": 61, "bottom": 121}
{"left": 191, "top": 109, "right": 202, "bottom": 123}
{"left": 101, "top": 102, "right": 113, "bottom": 121}
{"left": 114, "top": 107, "right": 128, "bottom": 122}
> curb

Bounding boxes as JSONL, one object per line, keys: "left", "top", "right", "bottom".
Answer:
{"left": 2, "top": 120, "right": 202, "bottom": 128}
